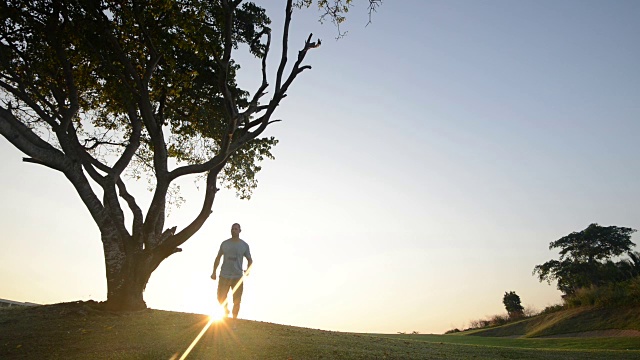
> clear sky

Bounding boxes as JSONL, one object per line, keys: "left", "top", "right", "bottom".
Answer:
{"left": 1, "top": 0, "right": 639, "bottom": 334}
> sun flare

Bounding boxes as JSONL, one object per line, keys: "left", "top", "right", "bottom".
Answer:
{"left": 209, "top": 305, "right": 227, "bottom": 322}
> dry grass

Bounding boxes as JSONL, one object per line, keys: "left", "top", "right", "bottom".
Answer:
{"left": 461, "top": 305, "right": 640, "bottom": 338}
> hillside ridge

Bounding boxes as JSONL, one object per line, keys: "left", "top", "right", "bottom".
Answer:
{"left": 459, "top": 306, "right": 640, "bottom": 338}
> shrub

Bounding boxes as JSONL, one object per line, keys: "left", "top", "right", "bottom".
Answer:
{"left": 563, "top": 276, "right": 640, "bottom": 308}
{"left": 489, "top": 314, "right": 510, "bottom": 326}
{"left": 540, "top": 304, "right": 565, "bottom": 315}
{"left": 466, "top": 314, "right": 511, "bottom": 331}
{"left": 523, "top": 306, "right": 539, "bottom": 318}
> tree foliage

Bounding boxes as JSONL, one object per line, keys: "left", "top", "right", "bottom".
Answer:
{"left": 533, "top": 223, "right": 637, "bottom": 296}
{"left": 502, "top": 291, "right": 524, "bottom": 319}
{"left": 1, "top": 0, "right": 277, "bottom": 199}
{"left": 296, "top": 0, "right": 381, "bottom": 37}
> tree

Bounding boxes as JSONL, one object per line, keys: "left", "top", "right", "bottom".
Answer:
{"left": 502, "top": 291, "right": 524, "bottom": 319}
{"left": 533, "top": 223, "right": 637, "bottom": 296}
{"left": 616, "top": 251, "right": 640, "bottom": 280}
{"left": 0, "top": 0, "right": 379, "bottom": 311}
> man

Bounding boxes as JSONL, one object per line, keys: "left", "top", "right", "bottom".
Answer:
{"left": 211, "top": 223, "right": 253, "bottom": 320}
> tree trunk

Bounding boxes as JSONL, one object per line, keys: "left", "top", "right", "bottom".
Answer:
{"left": 101, "top": 231, "right": 150, "bottom": 311}
{"left": 104, "top": 269, "right": 149, "bottom": 311}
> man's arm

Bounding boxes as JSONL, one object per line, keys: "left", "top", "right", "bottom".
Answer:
{"left": 245, "top": 250, "right": 253, "bottom": 276}
{"left": 211, "top": 249, "right": 223, "bottom": 280}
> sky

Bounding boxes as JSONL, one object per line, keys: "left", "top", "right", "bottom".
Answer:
{"left": 1, "top": 0, "right": 639, "bottom": 334}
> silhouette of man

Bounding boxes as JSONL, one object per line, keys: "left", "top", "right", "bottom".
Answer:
{"left": 211, "top": 223, "right": 253, "bottom": 320}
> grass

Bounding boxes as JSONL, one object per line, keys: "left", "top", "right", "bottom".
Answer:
{"left": 380, "top": 333, "right": 640, "bottom": 351}
{"left": 459, "top": 305, "right": 640, "bottom": 338}
{"left": 1, "top": 301, "right": 639, "bottom": 359}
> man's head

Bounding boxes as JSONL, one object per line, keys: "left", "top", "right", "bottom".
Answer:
{"left": 231, "top": 223, "right": 241, "bottom": 238}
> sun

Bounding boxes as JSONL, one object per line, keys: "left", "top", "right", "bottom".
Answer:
{"left": 209, "top": 305, "right": 227, "bottom": 322}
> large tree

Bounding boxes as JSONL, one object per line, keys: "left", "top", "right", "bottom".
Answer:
{"left": 0, "top": 0, "right": 379, "bottom": 311}
{"left": 533, "top": 223, "right": 637, "bottom": 296}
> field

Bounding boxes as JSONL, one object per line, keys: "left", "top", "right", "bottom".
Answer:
{"left": 1, "top": 302, "right": 639, "bottom": 359}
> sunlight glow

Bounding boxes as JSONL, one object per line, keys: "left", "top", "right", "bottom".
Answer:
{"left": 209, "top": 304, "right": 227, "bottom": 322}
{"left": 178, "top": 264, "right": 253, "bottom": 360}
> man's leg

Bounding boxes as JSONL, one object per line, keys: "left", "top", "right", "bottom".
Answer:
{"left": 217, "top": 277, "right": 231, "bottom": 317}
{"left": 231, "top": 278, "right": 244, "bottom": 319}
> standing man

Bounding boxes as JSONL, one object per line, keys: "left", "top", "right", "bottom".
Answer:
{"left": 211, "top": 223, "right": 253, "bottom": 320}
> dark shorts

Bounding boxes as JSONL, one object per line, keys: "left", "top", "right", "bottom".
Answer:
{"left": 217, "top": 276, "right": 244, "bottom": 305}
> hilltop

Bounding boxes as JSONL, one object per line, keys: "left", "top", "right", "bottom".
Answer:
{"left": 1, "top": 301, "right": 639, "bottom": 359}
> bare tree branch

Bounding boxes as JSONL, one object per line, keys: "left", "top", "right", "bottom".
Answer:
{"left": 112, "top": 107, "right": 143, "bottom": 176}
{"left": 0, "top": 80, "right": 58, "bottom": 128}
{"left": 242, "top": 27, "right": 271, "bottom": 120}
{"left": 117, "top": 178, "right": 144, "bottom": 243}
{"left": 168, "top": 153, "right": 227, "bottom": 180}
{"left": 161, "top": 167, "right": 222, "bottom": 252}
{"left": 0, "top": 106, "right": 66, "bottom": 171}
{"left": 82, "top": 138, "right": 127, "bottom": 150}
{"left": 275, "top": 0, "right": 294, "bottom": 93}
{"left": 47, "top": 1, "right": 79, "bottom": 133}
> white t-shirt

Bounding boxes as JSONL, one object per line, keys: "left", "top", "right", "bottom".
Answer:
{"left": 218, "top": 238, "right": 252, "bottom": 279}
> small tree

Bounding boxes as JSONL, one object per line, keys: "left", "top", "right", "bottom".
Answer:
{"left": 533, "top": 223, "right": 637, "bottom": 296}
{"left": 502, "top": 291, "right": 524, "bottom": 319}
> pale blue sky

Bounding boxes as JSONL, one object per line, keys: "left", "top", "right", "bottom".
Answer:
{"left": 1, "top": 0, "right": 639, "bottom": 334}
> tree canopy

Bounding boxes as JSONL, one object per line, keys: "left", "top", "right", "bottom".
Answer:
{"left": 533, "top": 223, "right": 637, "bottom": 296}
{"left": 2, "top": 0, "right": 279, "bottom": 197}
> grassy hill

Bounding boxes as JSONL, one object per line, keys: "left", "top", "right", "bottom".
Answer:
{"left": 1, "top": 301, "right": 639, "bottom": 359}
{"left": 455, "top": 305, "right": 640, "bottom": 338}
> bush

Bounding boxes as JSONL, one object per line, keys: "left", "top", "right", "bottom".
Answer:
{"left": 465, "top": 314, "right": 511, "bottom": 331}
{"left": 489, "top": 314, "right": 510, "bottom": 326}
{"left": 468, "top": 318, "right": 491, "bottom": 329}
{"left": 540, "top": 304, "right": 565, "bottom": 315}
{"left": 523, "top": 306, "right": 539, "bottom": 318}
{"left": 564, "top": 276, "right": 640, "bottom": 308}
{"left": 566, "top": 286, "right": 598, "bottom": 307}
